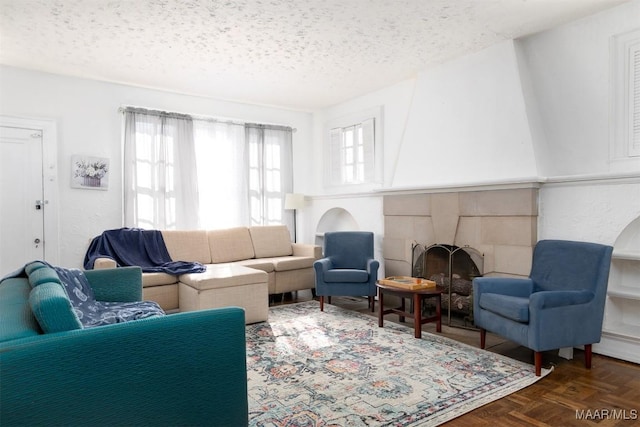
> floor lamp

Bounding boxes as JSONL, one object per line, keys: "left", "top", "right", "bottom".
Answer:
{"left": 284, "top": 193, "right": 305, "bottom": 243}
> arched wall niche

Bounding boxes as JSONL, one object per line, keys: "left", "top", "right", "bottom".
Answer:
{"left": 315, "top": 207, "right": 360, "bottom": 248}
{"left": 608, "top": 214, "right": 640, "bottom": 298}
{"left": 600, "top": 214, "right": 640, "bottom": 364}
{"left": 612, "top": 215, "right": 640, "bottom": 253}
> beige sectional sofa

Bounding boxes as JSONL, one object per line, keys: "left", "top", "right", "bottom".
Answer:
{"left": 90, "top": 225, "right": 321, "bottom": 323}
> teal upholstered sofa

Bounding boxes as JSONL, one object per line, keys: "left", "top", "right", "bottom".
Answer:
{"left": 0, "top": 264, "right": 249, "bottom": 426}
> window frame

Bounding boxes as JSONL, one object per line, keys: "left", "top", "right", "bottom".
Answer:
{"left": 324, "top": 106, "right": 383, "bottom": 188}
{"left": 610, "top": 28, "right": 640, "bottom": 160}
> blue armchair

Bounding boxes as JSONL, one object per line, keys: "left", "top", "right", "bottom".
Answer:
{"left": 473, "top": 239, "right": 613, "bottom": 376}
{"left": 314, "top": 231, "right": 379, "bottom": 312}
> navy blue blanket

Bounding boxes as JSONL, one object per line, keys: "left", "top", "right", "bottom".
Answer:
{"left": 83, "top": 228, "right": 207, "bottom": 275}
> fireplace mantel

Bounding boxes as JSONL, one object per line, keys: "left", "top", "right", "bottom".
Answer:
{"left": 375, "top": 177, "right": 543, "bottom": 195}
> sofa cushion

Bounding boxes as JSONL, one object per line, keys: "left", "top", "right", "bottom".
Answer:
{"left": 24, "top": 261, "right": 48, "bottom": 275}
{"left": 161, "top": 230, "right": 211, "bottom": 264}
{"left": 142, "top": 272, "right": 178, "bottom": 287}
{"left": 28, "top": 267, "right": 62, "bottom": 288}
{"left": 236, "top": 258, "right": 275, "bottom": 273}
{"left": 180, "top": 264, "right": 268, "bottom": 291}
{"left": 0, "top": 278, "right": 41, "bottom": 342}
{"left": 208, "top": 227, "right": 255, "bottom": 263}
{"left": 143, "top": 283, "right": 179, "bottom": 311}
{"left": 323, "top": 269, "right": 369, "bottom": 283}
{"left": 29, "top": 282, "right": 83, "bottom": 333}
{"left": 268, "top": 256, "right": 315, "bottom": 272}
{"left": 479, "top": 293, "right": 530, "bottom": 323}
{"left": 249, "top": 225, "right": 293, "bottom": 258}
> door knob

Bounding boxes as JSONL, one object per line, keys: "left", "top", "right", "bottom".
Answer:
{"left": 34, "top": 238, "right": 41, "bottom": 244}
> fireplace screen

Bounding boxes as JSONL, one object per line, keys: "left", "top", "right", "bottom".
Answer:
{"left": 412, "top": 243, "right": 483, "bottom": 328}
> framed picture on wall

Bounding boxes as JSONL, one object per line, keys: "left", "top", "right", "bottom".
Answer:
{"left": 71, "top": 155, "right": 109, "bottom": 190}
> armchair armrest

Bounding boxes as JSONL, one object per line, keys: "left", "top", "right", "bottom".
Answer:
{"left": 92, "top": 257, "right": 117, "bottom": 269}
{"left": 85, "top": 266, "right": 142, "bottom": 302}
{"left": 366, "top": 258, "right": 380, "bottom": 275}
{"left": 473, "top": 277, "right": 534, "bottom": 298}
{"left": 0, "top": 307, "right": 248, "bottom": 426}
{"left": 313, "top": 258, "right": 334, "bottom": 275}
{"left": 292, "top": 243, "right": 322, "bottom": 259}
{"left": 529, "top": 290, "right": 594, "bottom": 310}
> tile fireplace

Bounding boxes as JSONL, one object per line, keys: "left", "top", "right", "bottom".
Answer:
{"left": 412, "top": 242, "right": 483, "bottom": 326}
{"left": 383, "top": 187, "right": 539, "bottom": 325}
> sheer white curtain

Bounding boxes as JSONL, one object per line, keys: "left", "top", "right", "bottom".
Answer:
{"left": 194, "top": 120, "right": 250, "bottom": 229}
{"left": 246, "top": 125, "right": 294, "bottom": 231}
{"left": 124, "top": 108, "right": 293, "bottom": 231}
{"left": 123, "top": 109, "right": 200, "bottom": 229}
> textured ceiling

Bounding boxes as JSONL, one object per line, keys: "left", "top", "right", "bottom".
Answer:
{"left": 0, "top": 0, "right": 629, "bottom": 110}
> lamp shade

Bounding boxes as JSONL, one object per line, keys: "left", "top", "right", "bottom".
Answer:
{"left": 284, "top": 193, "right": 305, "bottom": 210}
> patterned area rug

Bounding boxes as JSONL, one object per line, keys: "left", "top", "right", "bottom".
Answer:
{"left": 246, "top": 301, "right": 550, "bottom": 426}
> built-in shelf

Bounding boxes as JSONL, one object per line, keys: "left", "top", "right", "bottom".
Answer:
{"left": 601, "top": 215, "right": 640, "bottom": 364}
{"left": 612, "top": 249, "right": 640, "bottom": 261}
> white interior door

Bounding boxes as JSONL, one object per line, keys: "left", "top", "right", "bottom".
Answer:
{"left": 0, "top": 125, "right": 45, "bottom": 276}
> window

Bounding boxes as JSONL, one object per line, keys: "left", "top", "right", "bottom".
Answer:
{"left": 611, "top": 28, "right": 640, "bottom": 159}
{"left": 123, "top": 108, "right": 293, "bottom": 231}
{"left": 325, "top": 107, "right": 382, "bottom": 187}
{"left": 123, "top": 111, "right": 199, "bottom": 230}
{"left": 246, "top": 125, "right": 293, "bottom": 226}
{"left": 630, "top": 42, "right": 640, "bottom": 156}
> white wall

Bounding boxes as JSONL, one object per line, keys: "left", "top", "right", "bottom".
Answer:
{"left": 307, "top": 79, "right": 416, "bottom": 196}
{"left": 518, "top": 0, "right": 640, "bottom": 177}
{"left": 0, "top": 66, "right": 313, "bottom": 268}
{"left": 302, "top": 39, "right": 543, "bottom": 264}
{"left": 523, "top": 0, "right": 640, "bottom": 243}
{"left": 303, "top": 0, "right": 640, "bottom": 247}
{"left": 392, "top": 40, "right": 539, "bottom": 188}
{"left": 304, "top": 38, "right": 541, "bottom": 194}
{"left": 297, "top": 78, "right": 416, "bottom": 265}
{"left": 539, "top": 180, "right": 640, "bottom": 245}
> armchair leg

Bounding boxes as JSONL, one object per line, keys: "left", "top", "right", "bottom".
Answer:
{"left": 480, "top": 328, "right": 486, "bottom": 349}
{"left": 585, "top": 344, "right": 592, "bottom": 369}
{"left": 320, "top": 296, "right": 324, "bottom": 311}
{"left": 369, "top": 296, "right": 375, "bottom": 312}
{"left": 534, "top": 352, "right": 542, "bottom": 376}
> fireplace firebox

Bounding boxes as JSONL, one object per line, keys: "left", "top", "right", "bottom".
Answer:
{"left": 412, "top": 243, "right": 483, "bottom": 328}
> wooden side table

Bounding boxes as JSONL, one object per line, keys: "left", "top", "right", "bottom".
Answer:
{"left": 376, "top": 282, "right": 444, "bottom": 338}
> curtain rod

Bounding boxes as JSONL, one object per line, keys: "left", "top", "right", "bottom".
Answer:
{"left": 118, "top": 106, "right": 297, "bottom": 132}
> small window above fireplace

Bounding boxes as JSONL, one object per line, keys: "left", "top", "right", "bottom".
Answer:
{"left": 324, "top": 106, "right": 383, "bottom": 188}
